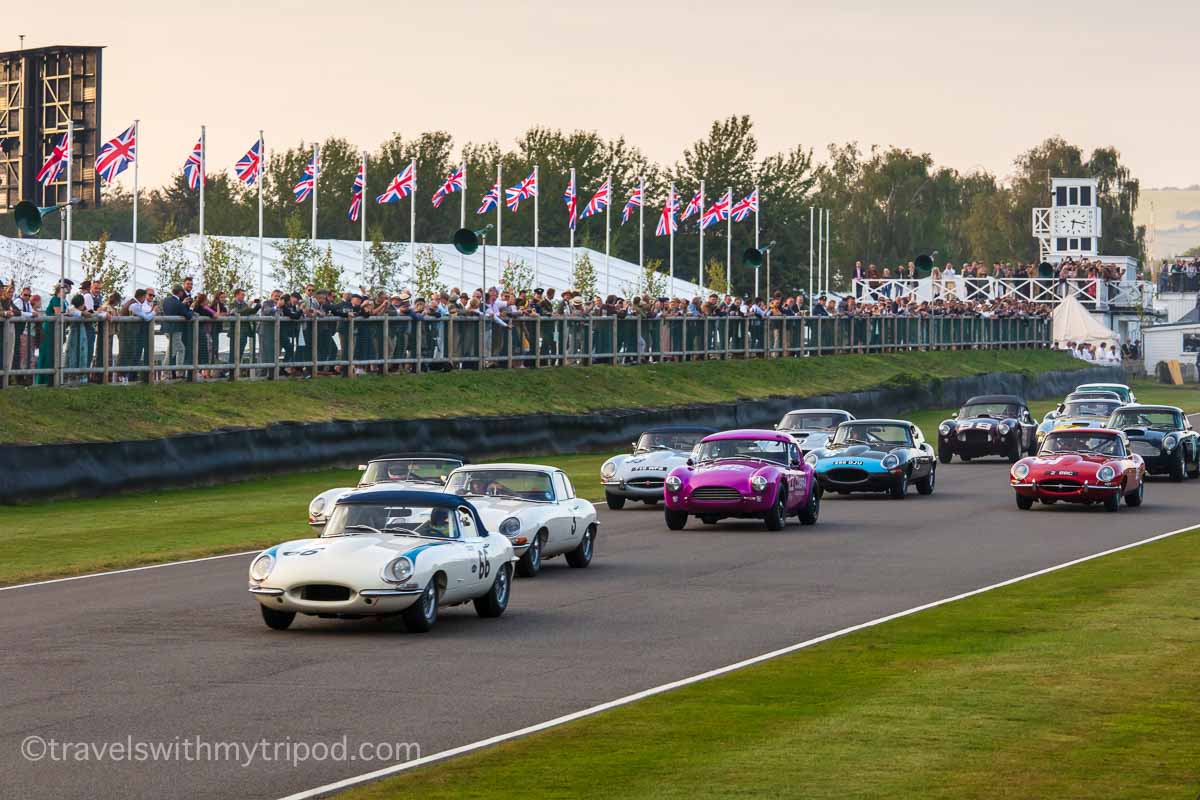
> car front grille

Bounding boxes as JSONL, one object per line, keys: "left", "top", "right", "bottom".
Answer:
{"left": 627, "top": 477, "right": 665, "bottom": 489}
{"left": 690, "top": 486, "right": 742, "bottom": 501}
{"left": 299, "top": 584, "right": 352, "bottom": 602}
{"left": 1037, "top": 479, "right": 1083, "bottom": 492}
{"left": 826, "top": 468, "right": 868, "bottom": 483}
{"left": 959, "top": 430, "right": 992, "bottom": 443}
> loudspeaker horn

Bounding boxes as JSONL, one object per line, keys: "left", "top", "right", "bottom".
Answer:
{"left": 13, "top": 200, "right": 65, "bottom": 237}
{"left": 451, "top": 224, "right": 494, "bottom": 256}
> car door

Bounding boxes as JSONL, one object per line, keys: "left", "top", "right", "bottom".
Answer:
{"left": 1018, "top": 406, "right": 1036, "bottom": 450}
{"left": 541, "top": 472, "right": 576, "bottom": 557}
{"left": 785, "top": 442, "right": 805, "bottom": 508}
{"left": 909, "top": 426, "right": 932, "bottom": 478}
{"left": 553, "top": 472, "right": 589, "bottom": 555}
{"left": 451, "top": 506, "right": 492, "bottom": 599}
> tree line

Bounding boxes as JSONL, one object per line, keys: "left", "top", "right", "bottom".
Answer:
{"left": 1, "top": 116, "right": 1146, "bottom": 296}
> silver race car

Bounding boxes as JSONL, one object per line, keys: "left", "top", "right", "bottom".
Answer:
{"left": 599, "top": 426, "right": 716, "bottom": 509}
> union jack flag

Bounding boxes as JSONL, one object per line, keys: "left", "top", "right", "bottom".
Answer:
{"left": 235, "top": 139, "right": 263, "bottom": 186}
{"left": 182, "top": 138, "right": 205, "bottom": 190}
{"left": 505, "top": 170, "right": 537, "bottom": 212}
{"left": 477, "top": 182, "right": 500, "bottom": 214}
{"left": 731, "top": 188, "right": 758, "bottom": 222}
{"left": 35, "top": 133, "right": 71, "bottom": 185}
{"left": 293, "top": 154, "right": 317, "bottom": 203}
{"left": 347, "top": 163, "right": 365, "bottom": 222}
{"left": 564, "top": 171, "right": 577, "bottom": 231}
{"left": 579, "top": 179, "right": 611, "bottom": 220}
{"left": 655, "top": 189, "right": 678, "bottom": 237}
{"left": 432, "top": 165, "right": 464, "bottom": 207}
{"left": 681, "top": 189, "right": 702, "bottom": 220}
{"left": 377, "top": 162, "right": 415, "bottom": 204}
{"left": 95, "top": 125, "right": 136, "bottom": 183}
{"left": 621, "top": 185, "right": 642, "bottom": 225}
{"left": 700, "top": 189, "right": 732, "bottom": 230}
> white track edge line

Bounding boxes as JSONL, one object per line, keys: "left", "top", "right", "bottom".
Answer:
{"left": 276, "top": 520, "right": 1200, "bottom": 800}
{"left": 0, "top": 550, "right": 260, "bottom": 592}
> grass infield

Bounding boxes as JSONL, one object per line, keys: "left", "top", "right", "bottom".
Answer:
{"left": 333, "top": 526, "right": 1200, "bottom": 800}
{"left": 0, "top": 350, "right": 1081, "bottom": 445}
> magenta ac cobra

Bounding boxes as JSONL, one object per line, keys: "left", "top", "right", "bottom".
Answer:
{"left": 662, "top": 429, "right": 820, "bottom": 530}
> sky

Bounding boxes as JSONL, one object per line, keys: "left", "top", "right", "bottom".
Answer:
{"left": 9, "top": 0, "right": 1200, "bottom": 191}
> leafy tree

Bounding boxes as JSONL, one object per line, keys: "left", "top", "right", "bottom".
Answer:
{"left": 155, "top": 237, "right": 192, "bottom": 295}
{"left": 500, "top": 257, "right": 535, "bottom": 294}
{"left": 271, "top": 216, "right": 318, "bottom": 292}
{"left": 79, "top": 232, "right": 132, "bottom": 297}
{"left": 361, "top": 225, "right": 406, "bottom": 294}
{"left": 312, "top": 245, "right": 344, "bottom": 295}
{"left": 572, "top": 252, "right": 597, "bottom": 300}
{"left": 0, "top": 237, "right": 49, "bottom": 292}
{"left": 412, "top": 245, "right": 446, "bottom": 299}
{"left": 703, "top": 258, "right": 728, "bottom": 295}
{"left": 201, "top": 238, "right": 254, "bottom": 297}
{"left": 622, "top": 257, "right": 668, "bottom": 299}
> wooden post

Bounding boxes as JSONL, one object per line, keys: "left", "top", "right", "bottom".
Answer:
{"left": 190, "top": 318, "right": 200, "bottom": 382}
{"left": 232, "top": 317, "right": 242, "bottom": 381}
{"left": 382, "top": 316, "right": 390, "bottom": 375}
{"left": 347, "top": 318, "right": 357, "bottom": 378}
{"left": 414, "top": 321, "right": 422, "bottom": 374}
{"left": 311, "top": 318, "right": 319, "bottom": 376}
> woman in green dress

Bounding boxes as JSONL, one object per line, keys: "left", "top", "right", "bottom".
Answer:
{"left": 35, "top": 281, "right": 69, "bottom": 385}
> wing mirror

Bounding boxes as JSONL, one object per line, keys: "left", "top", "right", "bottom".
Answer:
{"left": 357, "top": 464, "right": 367, "bottom": 471}
{"left": 686, "top": 458, "right": 695, "bottom": 467}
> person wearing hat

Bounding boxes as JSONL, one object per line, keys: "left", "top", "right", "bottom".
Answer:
{"left": 35, "top": 279, "right": 72, "bottom": 384}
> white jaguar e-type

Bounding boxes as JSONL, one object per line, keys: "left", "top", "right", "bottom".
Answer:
{"left": 444, "top": 464, "right": 598, "bottom": 578}
{"left": 775, "top": 409, "right": 856, "bottom": 453}
{"left": 249, "top": 489, "right": 514, "bottom": 633}
{"left": 307, "top": 452, "right": 466, "bottom": 528}
{"left": 599, "top": 426, "right": 715, "bottom": 509}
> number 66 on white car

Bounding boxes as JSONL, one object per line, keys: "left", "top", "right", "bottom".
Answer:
{"left": 444, "top": 464, "right": 598, "bottom": 578}
{"left": 248, "top": 490, "right": 515, "bottom": 633}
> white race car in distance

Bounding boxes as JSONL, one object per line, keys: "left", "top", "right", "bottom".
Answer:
{"left": 307, "top": 452, "right": 466, "bottom": 528}
{"left": 249, "top": 490, "right": 514, "bottom": 633}
{"left": 775, "top": 409, "right": 855, "bottom": 453}
{"left": 445, "top": 464, "right": 598, "bottom": 578}
{"left": 599, "top": 426, "right": 716, "bottom": 509}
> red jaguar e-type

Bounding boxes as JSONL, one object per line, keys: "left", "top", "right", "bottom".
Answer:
{"left": 1009, "top": 428, "right": 1145, "bottom": 512}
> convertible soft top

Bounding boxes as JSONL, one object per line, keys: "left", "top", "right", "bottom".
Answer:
{"left": 337, "top": 489, "right": 476, "bottom": 510}
{"left": 963, "top": 395, "right": 1026, "bottom": 407}
{"left": 368, "top": 452, "right": 468, "bottom": 463}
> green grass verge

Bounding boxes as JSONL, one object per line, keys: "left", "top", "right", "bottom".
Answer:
{"left": 335, "top": 527, "right": 1200, "bottom": 800}
{"left": 0, "top": 350, "right": 1083, "bottom": 445}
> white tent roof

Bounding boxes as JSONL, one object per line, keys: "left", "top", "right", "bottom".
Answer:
{"left": 1052, "top": 294, "right": 1119, "bottom": 348}
{"left": 0, "top": 234, "right": 702, "bottom": 299}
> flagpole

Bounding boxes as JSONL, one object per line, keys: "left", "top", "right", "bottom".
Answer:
{"left": 816, "top": 206, "right": 822, "bottom": 299}
{"left": 409, "top": 159, "right": 417, "bottom": 288}
{"left": 754, "top": 187, "right": 761, "bottom": 298}
{"left": 311, "top": 142, "right": 319, "bottom": 271}
{"left": 825, "top": 209, "right": 831, "bottom": 295}
{"left": 199, "top": 124, "right": 205, "bottom": 271}
{"left": 496, "top": 162, "right": 503, "bottom": 281}
{"left": 569, "top": 167, "right": 576, "bottom": 279}
{"left": 638, "top": 175, "right": 644, "bottom": 270}
{"left": 668, "top": 182, "right": 675, "bottom": 298}
{"left": 132, "top": 119, "right": 139, "bottom": 290}
{"left": 360, "top": 150, "right": 367, "bottom": 285}
{"left": 604, "top": 175, "right": 611, "bottom": 296}
{"left": 698, "top": 180, "right": 705, "bottom": 296}
{"left": 533, "top": 165, "right": 540, "bottom": 288}
{"left": 65, "top": 119, "right": 74, "bottom": 285}
{"left": 459, "top": 160, "right": 466, "bottom": 289}
{"left": 257, "top": 131, "right": 264, "bottom": 297}
{"left": 725, "top": 186, "right": 732, "bottom": 296}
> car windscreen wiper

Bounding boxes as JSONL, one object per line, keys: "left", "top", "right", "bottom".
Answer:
{"left": 338, "top": 524, "right": 381, "bottom": 535}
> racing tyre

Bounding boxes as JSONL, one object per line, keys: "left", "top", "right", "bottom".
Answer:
{"left": 515, "top": 533, "right": 543, "bottom": 578}
{"left": 937, "top": 444, "right": 952, "bottom": 464}
{"left": 1189, "top": 448, "right": 1200, "bottom": 479}
{"left": 1103, "top": 490, "right": 1121, "bottom": 513}
{"left": 605, "top": 493, "right": 626, "bottom": 510}
{"left": 474, "top": 563, "right": 511, "bottom": 618}
{"left": 260, "top": 605, "right": 295, "bottom": 631}
{"left": 1168, "top": 449, "right": 1185, "bottom": 482}
{"left": 565, "top": 525, "right": 595, "bottom": 568}
{"left": 664, "top": 509, "right": 688, "bottom": 530}
{"left": 402, "top": 579, "right": 440, "bottom": 632}
{"left": 797, "top": 488, "right": 820, "bottom": 525}
{"left": 763, "top": 486, "right": 787, "bottom": 531}
{"left": 1015, "top": 493, "right": 1034, "bottom": 510}
{"left": 915, "top": 465, "right": 936, "bottom": 495}
{"left": 1007, "top": 438, "right": 1022, "bottom": 464}
{"left": 1125, "top": 480, "right": 1144, "bottom": 507}
{"left": 889, "top": 473, "right": 908, "bottom": 500}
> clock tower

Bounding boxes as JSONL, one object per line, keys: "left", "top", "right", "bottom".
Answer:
{"left": 1032, "top": 177, "right": 1102, "bottom": 263}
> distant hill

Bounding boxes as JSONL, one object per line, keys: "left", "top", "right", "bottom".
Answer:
{"left": 1135, "top": 188, "right": 1200, "bottom": 261}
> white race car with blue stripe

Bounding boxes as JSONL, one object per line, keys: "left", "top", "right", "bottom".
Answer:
{"left": 248, "top": 489, "right": 515, "bottom": 633}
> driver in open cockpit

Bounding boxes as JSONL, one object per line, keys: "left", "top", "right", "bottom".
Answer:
{"left": 416, "top": 508, "right": 454, "bottom": 538}
{"left": 387, "top": 463, "right": 408, "bottom": 481}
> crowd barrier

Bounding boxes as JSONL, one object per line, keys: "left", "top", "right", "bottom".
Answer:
{"left": 0, "top": 314, "right": 1051, "bottom": 388}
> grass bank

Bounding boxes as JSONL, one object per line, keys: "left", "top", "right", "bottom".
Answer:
{"left": 0, "top": 350, "right": 1082, "bottom": 445}
{"left": 336, "top": 527, "right": 1200, "bottom": 800}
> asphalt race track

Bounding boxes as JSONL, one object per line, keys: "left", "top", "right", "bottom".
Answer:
{"left": 3, "top": 450, "right": 1198, "bottom": 800}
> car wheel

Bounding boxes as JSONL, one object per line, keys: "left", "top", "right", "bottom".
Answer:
{"left": 664, "top": 509, "right": 688, "bottom": 530}
{"left": 1188, "top": 448, "right": 1200, "bottom": 479}
{"left": 797, "top": 488, "right": 820, "bottom": 525}
{"left": 515, "top": 533, "right": 543, "bottom": 578}
{"left": 1007, "top": 438, "right": 1022, "bottom": 463}
{"left": 402, "top": 579, "right": 440, "bottom": 632}
{"left": 889, "top": 473, "right": 908, "bottom": 500}
{"left": 937, "top": 444, "right": 952, "bottom": 464}
{"left": 915, "top": 464, "right": 936, "bottom": 495}
{"left": 474, "top": 563, "right": 511, "bottom": 618}
{"left": 260, "top": 605, "right": 295, "bottom": 631}
{"left": 763, "top": 486, "right": 787, "bottom": 530}
{"left": 1168, "top": 449, "right": 1185, "bottom": 482}
{"left": 565, "top": 525, "right": 595, "bottom": 568}
{"left": 1103, "top": 488, "right": 1121, "bottom": 512}
{"left": 1015, "top": 492, "right": 1034, "bottom": 510}
{"left": 605, "top": 492, "right": 626, "bottom": 510}
{"left": 1125, "top": 480, "right": 1144, "bottom": 507}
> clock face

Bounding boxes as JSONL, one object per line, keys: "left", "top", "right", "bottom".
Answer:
{"left": 1053, "top": 207, "right": 1092, "bottom": 236}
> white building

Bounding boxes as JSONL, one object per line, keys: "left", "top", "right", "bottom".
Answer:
{"left": 1141, "top": 307, "right": 1200, "bottom": 380}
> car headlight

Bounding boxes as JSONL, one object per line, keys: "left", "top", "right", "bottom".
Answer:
{"left": 665, "top": 475, "right": 682, "bottom": 491}
{"left": 750, "top": 475, "right": 768, "bottom": 492}
{"left": 938, "top": 423, "right": 951, "bottom": 436}
{"left": 1163, "top": 434, "right": 1178, "bottom": 451}
{"left": 1012, "top": 463, "right": 1030, "bottom": 480}
{"left": 499, "top": 516, "right": 521, "bottom": 536}
{"left": 249, "top": 553, "right": 275, "bottom": 582}
{"left": 600, "top": 460, "right": 617, "bottom": 479}
{"left": 804, "top": 452, "right": 819, "bottom": 466}
{"left": 382, "top": 556, "right": 414, "bottom": 584}
{"left": 998, "top": 423, "right": 1010, "bottom": 436}
{"left": 881, "top": 454, "right": 900, "bottom": 470}
{"left": 310, "top": 496, "right": 326, "bottom": 515}
{"left": 1096, "top": 465, "right": 1116, "bottom": 483}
